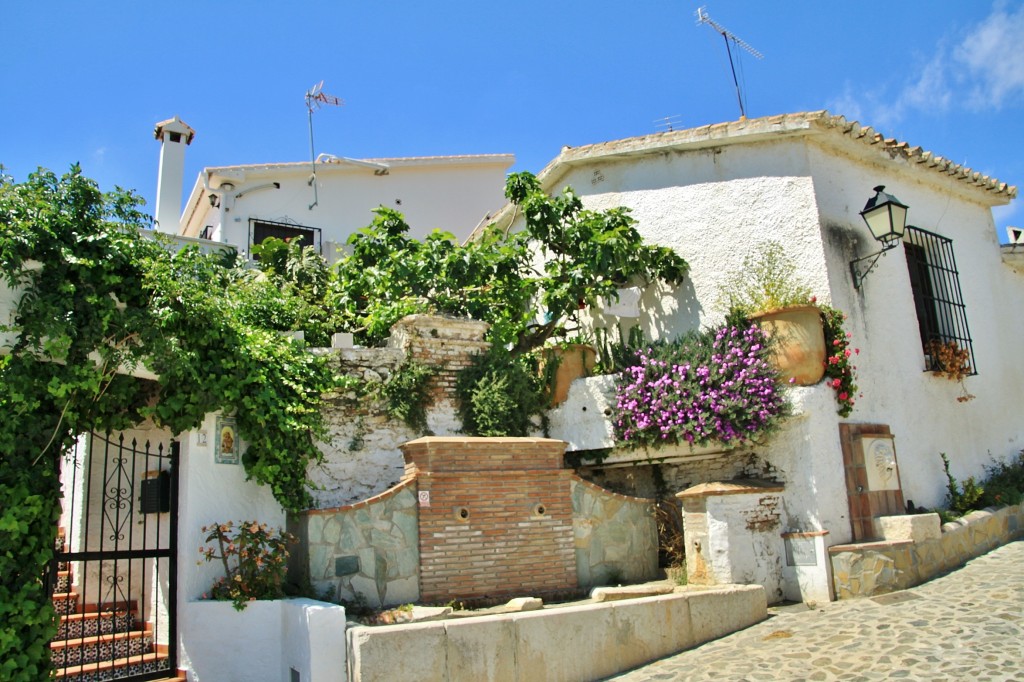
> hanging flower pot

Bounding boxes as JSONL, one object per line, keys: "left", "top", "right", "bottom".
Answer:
{"left": 749, "top": 305, "right": 826, "bottom": 386}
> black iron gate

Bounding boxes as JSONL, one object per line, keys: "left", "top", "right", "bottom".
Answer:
{"left": 51, "top": 432, "right": 178, "bottom": 681}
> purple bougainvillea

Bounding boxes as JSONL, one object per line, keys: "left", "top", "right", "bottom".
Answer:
{"left": 614, "top": 324, "right": 790, "bottom": 449}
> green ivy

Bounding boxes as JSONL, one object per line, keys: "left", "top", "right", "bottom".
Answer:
{"left": 0, "top": 166, "right": 333, "bottom": 678}
{"left": 381, "top": 360, "right": 435, "bottom": 433}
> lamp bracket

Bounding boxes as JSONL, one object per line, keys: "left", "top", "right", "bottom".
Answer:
{"left": 850, "top": 238, "right": 900, "bottom": 289}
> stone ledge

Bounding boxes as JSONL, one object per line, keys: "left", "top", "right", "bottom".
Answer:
{"left": 829, "top": 503, "right": 1023, "bottom": 599}
{"left": 346, "top": 584, "right": 766, "bottom": 682}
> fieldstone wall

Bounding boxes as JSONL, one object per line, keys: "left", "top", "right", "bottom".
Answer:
{"left": 571, "top": 477, "right": 659, "bottom": 587}
{"left": 828, "top": 503, "right": 1024, "bottom": 599}
{"left": 308, "top": 315, "right": 489, "bottom": 509}
{"left": 578, "top": 450, "right": 780, "bottom": 501}
{"left": 299, "top": 481, "right": 420, "bottom": 608}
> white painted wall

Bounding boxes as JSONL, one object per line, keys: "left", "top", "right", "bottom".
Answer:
{"left": 521, "top": 129, "right": 1022, "bottom": 555}
{"left": 805, "top": 139, "right": 1024, "bottom": 511}
{"left": 181, "top": 156, "right": 513, "bottom": 251}
{"left": 176, "top": 412, "right": 286, "bottom": 603}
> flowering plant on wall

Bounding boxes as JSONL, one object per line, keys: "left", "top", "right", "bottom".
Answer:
{"left": 198, "top": 520, "right": 294, "bottom": 611}
{"left": 819, "top": 304, "right": 859, "bottom": 417}
{"left": 613, "top": 324, "right": 790, "bottom": 449}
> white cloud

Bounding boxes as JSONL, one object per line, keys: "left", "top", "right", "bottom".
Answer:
{"left": 954, "top": 2, "right": 1024, "bottom": 109}
{"left": 902, "top": 56, "right": 952, "bottom": 113}
{"left": 834, "top": 2, "right": 1023, "bottom": 127}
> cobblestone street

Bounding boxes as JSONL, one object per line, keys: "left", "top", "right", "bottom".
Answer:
{"left": 610, "top": 540, "right": 1024, "bottom": 682}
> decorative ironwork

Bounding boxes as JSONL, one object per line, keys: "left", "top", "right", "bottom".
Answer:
{"left": 50, "top": 432, "right": 178, "bottom": 681}
{"left": 904, "top": 226, "right": 977, "bottom": 375}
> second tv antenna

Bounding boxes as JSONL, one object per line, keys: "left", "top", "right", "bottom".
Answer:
{"left": 305, "top": 81, "right": 344, "bottom": 210}
{"left": 696, "top": 6, "right": 763, "bottom": 120}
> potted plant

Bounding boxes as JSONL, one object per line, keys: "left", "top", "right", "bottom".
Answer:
{"left": 719, "top": 242, "right": 825, "bottom": 386}
{"left": 926, "top": 339, "right": 975, "bottom": 403}
{"left": 198, "top": 520, "right": 294, "bottom": 610}
{"left": 545, "top": 340, "right": 598, "bottom": 406}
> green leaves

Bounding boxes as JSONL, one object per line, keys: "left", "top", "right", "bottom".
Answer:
{"left": 1, "top": 166, "right": 341, "bottom": 677}
{"left": 334, "top": 172, "right": 688, "bottom": 355}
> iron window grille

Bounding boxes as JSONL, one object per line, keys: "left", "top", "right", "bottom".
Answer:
{"left": 903, "top": 225, "right": 977, "bottom": 375}
{"left": 249, "top": 219, "right": 322, "bottom": 255}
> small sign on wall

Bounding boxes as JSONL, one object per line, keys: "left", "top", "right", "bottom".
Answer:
{"left": 215, "top": 416, "right": 240, "bottom": 465}
{"left": 418, "top": 490, "right": 431, "bottom": 508}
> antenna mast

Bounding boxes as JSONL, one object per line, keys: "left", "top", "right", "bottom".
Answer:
{"left": 305, "top": 81, "right": 344, "bottom": 210}
{"left": 696, "top": 6, "right": 763, "bottom": 120}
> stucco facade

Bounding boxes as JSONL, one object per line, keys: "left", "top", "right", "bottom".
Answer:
{"left": 512, "top": 112, "right": 1020, "bottom": 558}
{"left": 177, "top": 154, "right": 514, "bottom": 257}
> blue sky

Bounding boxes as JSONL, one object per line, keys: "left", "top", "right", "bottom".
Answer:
{"left": 2, "top": 2, "right": 1021, "bottom": 240}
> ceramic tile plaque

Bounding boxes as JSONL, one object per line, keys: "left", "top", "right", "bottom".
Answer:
{"left": 214, "top": 416, "right": 240, "bottom": 465}
{"left": 862, "top": 435, "right": 899, "bottom": 491}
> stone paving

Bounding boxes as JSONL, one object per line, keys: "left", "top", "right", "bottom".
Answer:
{"left": 609, "top": 540, "right": 1024, "bottom": 682}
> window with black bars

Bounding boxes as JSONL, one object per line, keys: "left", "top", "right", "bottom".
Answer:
{"left": 250, "top": 219, "right": 321, "bottom": 254}
{"left": 903, "top": 225, "right": 977, "bottom": 375}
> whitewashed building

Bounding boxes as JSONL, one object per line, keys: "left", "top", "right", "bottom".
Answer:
{"left": 153, "top": 117, "right": 514, "bottom": 255}
{"left": 522, "top": 110, "right": 1021, "bottom": 602}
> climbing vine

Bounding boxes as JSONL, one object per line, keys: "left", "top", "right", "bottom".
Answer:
{"left": 0, "top": 166, "right": 332, "bottom": 679}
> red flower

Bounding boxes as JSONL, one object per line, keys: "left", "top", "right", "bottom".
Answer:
{"left": 839, "top": 392, "right": 849, "bottom": 401}
{"left": 832, "top": 379, "right": 841, "bottom": 388}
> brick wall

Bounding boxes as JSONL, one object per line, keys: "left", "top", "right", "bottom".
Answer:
{"left": 389, "top": 314, "right": 490, "bottom": 406}
{"left": 400, "top": 437, "right": 578, "bottom": 603}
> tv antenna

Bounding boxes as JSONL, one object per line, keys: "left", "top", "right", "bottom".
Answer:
{"left": 305, "top": 81, "right": 344, "bottom": 210}
{"left": 696, "top": 6, "right": 763, "bottom": 120}
{"left": 654, "top": 115, "right": 683, "bottom": 132}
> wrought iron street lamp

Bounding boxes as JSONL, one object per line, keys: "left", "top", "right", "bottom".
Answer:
{"left": 850, "top": 185, "right": 909, "bottom": 289}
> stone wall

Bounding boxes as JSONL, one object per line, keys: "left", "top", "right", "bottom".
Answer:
{"left": 308, "top": 315, "right": 489, "bottom": 510}
{"left": 829, "top": 504, "right": 1024, "bottom": 599}
{"left": 571, "top": 477, "right": 659, "bottom": 587}
{"left": 578, "top": 449, "right": 779, "bottom": 501}
{"left": 299, "top": 481, "right": 420, "bottom": 608}
{"left": 346, "top": 584, "right": 767, "bottom": 682}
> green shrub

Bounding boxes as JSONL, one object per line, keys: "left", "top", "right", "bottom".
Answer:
{"left": 456, "top": 348, "right": 550, "bottom": 436}
{"left": 978, "top": 450, "right": 1024, "bottom": 508}
{"left": 940, "top": 452, "right": 984, "bottom": 515}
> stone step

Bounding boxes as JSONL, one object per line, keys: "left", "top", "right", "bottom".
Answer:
{"left": 56, "top": 652, "right": 172, "bottom": 682}
{"left": 51, "top": 629, "right": 152, "bottom": 668}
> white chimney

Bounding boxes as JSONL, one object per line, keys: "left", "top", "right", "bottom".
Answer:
{"left": 153, "top": 116, "right": 195, "bottom": 233}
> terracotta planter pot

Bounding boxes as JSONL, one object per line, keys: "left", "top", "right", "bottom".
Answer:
{"left": 749, "top": 305, "right": 826, "bottom": 386}
{"left": 546, "top": 344, "right": 597, "bottom": 406}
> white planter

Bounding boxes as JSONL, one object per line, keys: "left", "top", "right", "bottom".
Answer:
{"left": 180, "top": 598, "right": 346, "bottom": 682}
